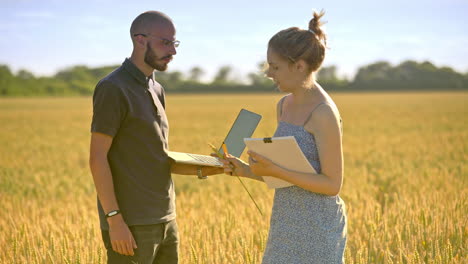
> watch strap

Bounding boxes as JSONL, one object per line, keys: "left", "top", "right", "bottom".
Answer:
{"left": 197, "top": 167, "right": 207, "bottom": 179}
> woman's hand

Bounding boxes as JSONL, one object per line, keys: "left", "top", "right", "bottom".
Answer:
{"left": 217, "top": 154, "right": 250, "bottom": 177}
{"left": 247, "top": 151, "right": 278, "bottom": 177}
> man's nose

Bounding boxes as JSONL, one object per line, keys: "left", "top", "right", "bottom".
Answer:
{"left": 169, "top": 45, "right": 177, "bottom": 55}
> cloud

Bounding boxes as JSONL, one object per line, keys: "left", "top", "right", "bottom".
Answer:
{"left": 78, "top": 15, "right": 112, "bottom": 26}
{"left": 15, "top": 11, "right": 54, "bottom": 19}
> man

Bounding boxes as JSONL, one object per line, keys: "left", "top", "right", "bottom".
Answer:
{"left": 89, "top": 11, "right": 221, "bottom": 263}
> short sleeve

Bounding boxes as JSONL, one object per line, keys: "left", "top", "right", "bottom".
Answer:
{"left": 91, "top": 80, "right": 127, "bottom": 137}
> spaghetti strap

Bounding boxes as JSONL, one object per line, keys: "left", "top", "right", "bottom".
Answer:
{"left": 278, "top": 96, "right": 287, "bottom": 118}
{"left": 302, "top": 102, "right": 328, "bottom": 126}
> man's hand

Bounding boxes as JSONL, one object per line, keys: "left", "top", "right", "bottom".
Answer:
{"left": 219, "top": 154, "right": 249, "bottom": 177}
{"left": 108, "top": 215, "right": 137, "bottom": 256}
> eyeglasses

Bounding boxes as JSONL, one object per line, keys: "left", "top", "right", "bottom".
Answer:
{"left": 133, "top": 33, "right": 180, "bottom": 48}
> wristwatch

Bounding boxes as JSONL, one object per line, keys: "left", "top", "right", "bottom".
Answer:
{"left": 197, "top": 167, "right": 207, "bottom": 179}
{"left": 105, "top": 209, "right": 120, "bottom": 218}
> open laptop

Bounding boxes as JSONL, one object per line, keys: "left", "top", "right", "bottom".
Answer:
{"left": 167, "top": 109, "right": 262, "bottom": 167}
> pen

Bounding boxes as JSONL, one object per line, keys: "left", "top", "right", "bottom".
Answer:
{"left": 222, "top": 143, "right": 232, "bottom": 175}
{"left": 208, "top": 143, "right": 223, "bottom": 159}
{"left": 222, "top": 142, "right": 228, "bottom": 156}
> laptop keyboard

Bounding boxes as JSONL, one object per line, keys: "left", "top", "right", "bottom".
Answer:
{"left": 187, "top": 153, "right": 222, "bottom": 165}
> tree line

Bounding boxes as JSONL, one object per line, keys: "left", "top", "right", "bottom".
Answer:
{"left": 0, "top": 60, "right": 467, "bottom": 96}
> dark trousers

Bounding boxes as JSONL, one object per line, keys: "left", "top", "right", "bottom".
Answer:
{"left": 101, "top": 220, "right": 179, "bottom": 264}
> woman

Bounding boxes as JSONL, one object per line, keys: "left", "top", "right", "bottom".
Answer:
{"left": 222, "top": 11, "right": 347, "bottom": 263}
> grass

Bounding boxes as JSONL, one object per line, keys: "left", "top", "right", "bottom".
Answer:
{"left": 0, "top": 92, "right": 466, "bottom": 263}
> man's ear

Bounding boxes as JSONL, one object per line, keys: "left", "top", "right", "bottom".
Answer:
{"left": 133, "top": 35, "right": 146, "bottom": 47}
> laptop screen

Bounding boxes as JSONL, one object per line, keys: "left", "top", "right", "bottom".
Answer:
{"left": 220, "top": 109, "right": 262, "bottom": 157}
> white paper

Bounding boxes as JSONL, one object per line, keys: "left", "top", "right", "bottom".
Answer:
{"left": 244, "top": 136, "right": 317, "bottom": 189}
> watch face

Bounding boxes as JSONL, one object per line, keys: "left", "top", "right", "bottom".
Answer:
{"left": 107, "top": 210, "right": 119, "bottom": 217}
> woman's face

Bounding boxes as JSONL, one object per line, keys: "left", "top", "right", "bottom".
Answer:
{"left": 266, "top": 48, "right": 304, "bottom": 92}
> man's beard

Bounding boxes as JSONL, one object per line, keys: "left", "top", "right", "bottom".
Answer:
{"left": 144, "top": 43, "right": 171, "bottom": 71}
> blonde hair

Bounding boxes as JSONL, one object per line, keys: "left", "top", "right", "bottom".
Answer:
{"left": 268, "top": 10, "right": 327, "bottom": 73}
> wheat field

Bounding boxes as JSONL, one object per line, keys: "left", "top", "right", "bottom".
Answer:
{"left": 0, "top": 92, "right": 466, "bottom": 264}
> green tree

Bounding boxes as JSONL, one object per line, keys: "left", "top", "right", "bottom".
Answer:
{"left": 212, "top": 65, "right": 233, "bottom": 84}
{"left": 247, "top": 62, "right": 273, "bottom": 90}
{"left": 188, "top": 66, "right": 204, "bottom": 82}
{"left": 17, "top": 69, "right": 35, "bottom": 80}
{"left": 0, "top": 65, "right": 14, "bottom": 95}
{"left": 317, "top": 66, "right": 338, "bottom": 81}
{"left": 354, "top": 61, "right": 392, "bottom": 83}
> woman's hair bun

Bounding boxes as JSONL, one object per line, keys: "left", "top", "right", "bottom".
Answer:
{"left": 308, "top": 10, "right": 326, "bottom": 45}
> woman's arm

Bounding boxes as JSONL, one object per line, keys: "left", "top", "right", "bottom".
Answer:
{"left": 220, "top": 95, "right": 287, "bottom": 183}
{"left": 248, "top": 104, "right": 343, "bottom": 196}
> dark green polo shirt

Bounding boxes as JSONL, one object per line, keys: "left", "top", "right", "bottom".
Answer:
{"left": 91, "top": 58, "right": 174, "bottom": 230}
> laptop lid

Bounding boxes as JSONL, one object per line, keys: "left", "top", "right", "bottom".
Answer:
{"left": 218, "top": 108, "right": 262, "bottom": 157}
{"left": 168, "top": 108, "right": 261, "bottom": 167}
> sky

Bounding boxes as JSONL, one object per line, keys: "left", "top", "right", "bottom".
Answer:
{"left": 1, "top": 0, "right": 467, "bottom": 81}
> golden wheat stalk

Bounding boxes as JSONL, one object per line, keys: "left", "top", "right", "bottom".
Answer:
{"left": 209, "top": 143, "right": 263, "bottom": 216}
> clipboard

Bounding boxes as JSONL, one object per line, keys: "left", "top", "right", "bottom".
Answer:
{"left": 244, "top": 136, "right": 317, "bottom": 189}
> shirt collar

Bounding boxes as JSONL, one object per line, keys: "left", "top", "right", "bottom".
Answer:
{"left": 122, "top": 58, "right": 154, "bottom": 86}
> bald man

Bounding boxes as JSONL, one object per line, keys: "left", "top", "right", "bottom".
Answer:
{"left": 89, "top": 11, "right": 221, "bottom": 263}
